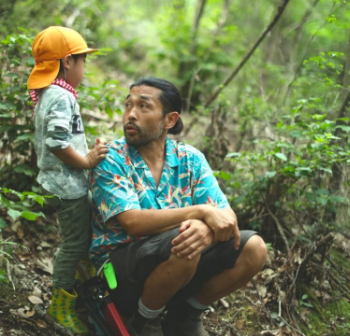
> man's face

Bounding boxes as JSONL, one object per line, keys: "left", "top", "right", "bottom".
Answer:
{"left": 123, "top": 85, "right": 165, "bottom": 147}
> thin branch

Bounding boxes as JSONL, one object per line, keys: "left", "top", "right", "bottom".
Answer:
{"left": 283, "top": 2, "right": 337, "bottom": 104}
{"left": 192, "top": 0, "right": 207, "bottom": 40}
{"left": 292, "top": 0, "right": 320, "bottom": 49}
{"left": 297, "top": 233, "right": 334, "bottom": 280}
{"left": 204, "top": 0, "right": 291, "bottom": 108}
{"left": 34, "top": 305, "right": 75, "bottom": 336}
{"left": 185, "top": 0, "right": 231, "bottom": 113}
{"left": 336, "top": 90, "right": 350, "bottom": 127}
{"left": 265, "top": 201, "right": 291, "bottom": 256}
{"left": 324, "top": 291, "right": 350, "bottom": 302}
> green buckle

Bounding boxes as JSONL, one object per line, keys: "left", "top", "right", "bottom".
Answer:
{"left": 103, "top": 262, "right": 117, "bottom": 290}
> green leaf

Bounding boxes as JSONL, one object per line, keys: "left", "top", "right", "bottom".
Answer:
{"left": 233, "top": 195, "right": 245, "bottom": 205}
{"left": 15, "top": 133, "right": 34, "bottom": 141}
{"left": 274, "top": 153, "right": 287, "bottom": 161}
{"left": 32, "top": 195, "right": 46, "bottom": 207}
{"left": 312, "top": 114, "right": 327, "bottom": 120}
{"left": 335, "top": 125, "right": 350, "bottom": 132}
{"left": 0, "top": 218, "right": 8, "bottom": 228}
{"left": 7, "top": 209, "right": 21, "bottom": 222}
{"left": 219, "top": 171, "right": 232, "bottom": 181}
{"left": 0, "top": 103, "right": 9, "bottom": 110}
{"left": 289, "top": 130, "right": 301, "bottom": 138}
{"left": 319, "top": 167, "right": 332, "bottom": 174}
{"left": 301, "top": 294, "right": 308, "bottom": 300}
{"left": 21, "top": 211, "right": 44, "bottom": 221}
{"left": 14, "top": 165, "right": 36, "bottom": 177}
{"left": 226, "top": 152, "right": 240, "bottom": 158}
{"left": 297, "top": 167, "right": 312, "bottom": 172}
{"left": 265, "top": 171, "right": 277, "bottom": 178}
{"left": 316, "top": 197, "right": 327, "bottom": 205}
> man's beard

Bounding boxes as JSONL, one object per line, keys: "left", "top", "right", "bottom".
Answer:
{"left": 124, "top": 120, "right": 165, "bottom": 147}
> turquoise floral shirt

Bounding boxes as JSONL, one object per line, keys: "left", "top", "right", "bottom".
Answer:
{"left": 89, "top": 137, "right": 229, "bottom": 267}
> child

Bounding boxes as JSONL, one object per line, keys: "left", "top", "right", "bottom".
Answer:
{"left": 27, "top": 26, "right": 108, "bottom": 334}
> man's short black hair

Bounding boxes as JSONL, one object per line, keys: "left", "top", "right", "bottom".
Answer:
{"left": 130, "top": 77, "right": 183, "bottom": 135}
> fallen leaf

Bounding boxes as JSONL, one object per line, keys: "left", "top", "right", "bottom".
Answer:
{"left": 19, "top": 253, "right": 32, "bottom": 261}
{"left": 36, "top": 258, "right": 53, "bottom": 275}
{"left": 32, "top": 286, "right": 42, "bottom": 298}
{"left": 28, "top": 295, "right": 43, "bottom": 304}
{"left": 17, "top": 308, "right": 27, "bottom": 319}
{"left": 17, "top": 225, "right": 24, "bottom": 239}
{"left": 11, "top": 221, "right": 21, "bottom": 232}
{"left": 261, "top": 330, "right": 281, "bottom": 336}
{"left": 26, "top": 310, "right": 35, "bottom": 318}
{"left": 40, "top": 241, "right": 52, "bottom": 248}
{"left": 36, "top": 319, "right": 47, "bottom": 328}
{"left": 219, "top": 298, "right": 229, "bottom": 308}
{"left": 257, "top": 284, "right": 267, "bottom": 298}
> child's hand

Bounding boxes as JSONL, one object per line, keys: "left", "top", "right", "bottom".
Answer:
{"left": 85, "top": 138, "right": 109, "bottom": 168}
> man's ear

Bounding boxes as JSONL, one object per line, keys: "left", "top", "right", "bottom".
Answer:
{"left": 164, "top": 112, "right": 180, "bottom": 130}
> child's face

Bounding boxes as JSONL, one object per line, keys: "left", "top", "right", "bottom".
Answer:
{"left": 66, "top": 54, "right": 86, "bottom": 88}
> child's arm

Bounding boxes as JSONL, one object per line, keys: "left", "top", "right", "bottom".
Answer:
{"left": 52, "top": 138, "right": 108, "bottom": 169}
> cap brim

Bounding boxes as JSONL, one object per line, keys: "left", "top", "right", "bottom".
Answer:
{"left": 27, "top": 60, "right": 60, "bottom": 90}
{"left": 73, "top": 47, "right": 99, "bottom": 55}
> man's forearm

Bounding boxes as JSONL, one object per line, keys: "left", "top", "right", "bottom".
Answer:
{"left": 115, "top": 205, "right": 209, "bottom": 237}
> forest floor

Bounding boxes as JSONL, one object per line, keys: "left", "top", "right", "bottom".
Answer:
{"left": 1, "top": 210, "right": 350, "bottom": 336}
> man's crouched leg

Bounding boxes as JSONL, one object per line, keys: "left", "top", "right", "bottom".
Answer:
{"left": 127, "top": 310, "right": 163, "bottom": 336}
{"left": 162, "top": 301, "right": 209, "bottom": 336}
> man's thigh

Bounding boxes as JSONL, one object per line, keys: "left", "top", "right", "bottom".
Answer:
{"left": 167, "top": 230, "right": 259, "bottom": 308}
{"left": 109, "top": 229, "right": 259, "bottom": 316}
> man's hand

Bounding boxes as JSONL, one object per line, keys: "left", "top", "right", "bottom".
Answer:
{"left": 171, "top": 220, "right": 214, "bottom": 260}
{"left": 202, "top": 206, "right": 240, "bottom": 248}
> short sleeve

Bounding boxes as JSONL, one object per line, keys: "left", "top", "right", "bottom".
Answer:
{"left": 91, "top": 154, "right": 141, "bottom": 223}
{"left": 192, "top": 152, "right": 229, "bottom": 209}
{"left": 45, "top": 95, "right": 72, "bottom": 149}
{"left": 46, "top": 94, "right": 72, "bottom": 131}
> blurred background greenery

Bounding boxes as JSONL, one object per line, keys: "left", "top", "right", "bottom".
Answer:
{"left": 1, "top": 1, "right": 350, "bottom": 334}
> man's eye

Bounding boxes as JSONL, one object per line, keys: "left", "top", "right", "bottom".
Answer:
{"left": 125, "top": 102, "right": 131, "bottom": 108}
{"left": 141, "top": 104, "right": 148, "bottom": 108}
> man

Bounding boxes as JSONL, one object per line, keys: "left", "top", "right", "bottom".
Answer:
{"left": 89, "top": 77, "right": 267, "bottom": 336}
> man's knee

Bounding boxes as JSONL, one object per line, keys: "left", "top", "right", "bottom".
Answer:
{"left": 165, "top": 252, "right": 201, "bottom": 284}
{"left": 241, "top": 234, "right": 267, "bottom": 272}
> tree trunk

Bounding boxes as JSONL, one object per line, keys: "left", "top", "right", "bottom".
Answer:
{"left": 323, "top": 28, "right": 350, "bottom": 224}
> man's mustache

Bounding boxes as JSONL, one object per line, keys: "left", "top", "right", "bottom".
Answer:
{"left": 124, "top": 122, "right": 141, "bottom": 133}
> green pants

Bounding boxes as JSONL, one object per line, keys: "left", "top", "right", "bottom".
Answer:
{"left": 44, "top": 190, "right": 92, "bottom": 289}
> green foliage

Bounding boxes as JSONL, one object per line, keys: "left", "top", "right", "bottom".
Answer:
{"left": 0, "top": 238, "right": 25, "bottom": 288}
{"left": 0, "top": 187, "right": 47, "bottom": 228}
{"left": 0, "top": 29, "right": 37, "bottom": 190}
{"left": 224, "top": 100, "right": 349, "bottom": 240}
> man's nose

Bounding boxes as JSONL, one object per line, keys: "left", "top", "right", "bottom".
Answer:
{"left": 127, "top": 106, "right": 138, "bottom": 120}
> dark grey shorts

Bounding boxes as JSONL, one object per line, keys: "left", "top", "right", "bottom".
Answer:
{"left": 109, "top": 228, "right": 259, "bottom": 317}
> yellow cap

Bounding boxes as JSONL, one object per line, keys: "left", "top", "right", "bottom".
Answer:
{"left": 27, "top": 26, "right": 98, "bottom": 89}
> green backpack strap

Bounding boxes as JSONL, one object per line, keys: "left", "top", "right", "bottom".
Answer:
{"left": 103, "top": 262, "right": 117, "bottom": 290}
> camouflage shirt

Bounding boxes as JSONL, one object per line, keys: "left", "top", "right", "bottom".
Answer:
{"left": 34, "top": 85, "right": 88, "bottom": 199}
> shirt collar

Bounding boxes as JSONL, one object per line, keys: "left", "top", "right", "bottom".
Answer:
{"left": 126, "top": 137, "right": 180, "bottom": 168}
